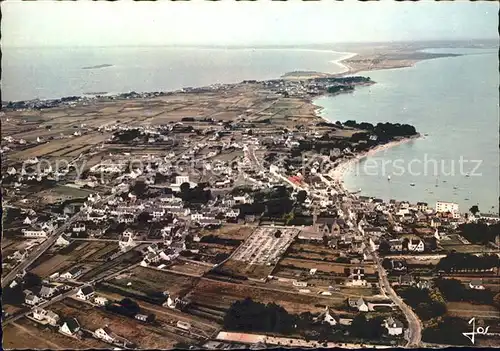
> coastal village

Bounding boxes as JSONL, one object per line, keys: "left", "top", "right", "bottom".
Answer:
{"left": 1, "top": 76, "right": 499, "bottom": 349}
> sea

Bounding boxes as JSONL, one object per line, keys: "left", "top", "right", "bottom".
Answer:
{"left": 3, "top": 46, "right": 498, "bottom": 213}
{"left": 316, "top": 48, "right": 499, "bottom": 213}
{"left": 2, "top": 46, "right": 350, "bottom": 101}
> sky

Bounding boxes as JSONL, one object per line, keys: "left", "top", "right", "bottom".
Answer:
{"left": 2, "top": 0, "right": 498, "bottom": 47}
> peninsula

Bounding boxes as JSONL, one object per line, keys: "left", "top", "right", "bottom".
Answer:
{"left": 82, "top": 64, "right": 113, "bottom": 70}
{"left": 2, "top": 55, "right": 498, "bottom": 350}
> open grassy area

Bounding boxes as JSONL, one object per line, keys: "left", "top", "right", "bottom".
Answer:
{"left": 50, "top": 298, "right": 190, "bottom": 349}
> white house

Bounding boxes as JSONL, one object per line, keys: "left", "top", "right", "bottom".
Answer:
{"left": 40, "top": 285, "right": 58, "bottom": 298}
{"left": 384, "top": 317, "right": 404, "bottom": 336}
{"left": 348, "top": 297, "right": 369, "bottom": 312}
{"left": 55, "top": 235, "right": 71, "bottom": 247}
{"left": 93, "top": 296, "right": 109, "bottom": 306}
{"left": 32, "top": 308, "right": 59, "bottom": 326}
{"left": 60, "top": 318, "right": 81, "bottom": 337}
{"left": 226, "top": 208, "right": 240, "bottom": 218}
{"left": 61, "top": 266, "right": 83, "bottom": 280}
{"left": 122, "top": 229, "right": 134, "bottom": 238}
{"left": 408, "top": 239, "right": 425, "bottom": 252}
{"left": 322, "top": 307, "right": 338, "bottom": 326}
{"left": 32, "top": 307, "right": 48, "bottom": 321}
{"left": 25, "top": 294, "right": 40, "bottom": 306}
{"left": 46, "top": 310, "right": 60, "bottom": 326}
{"left": 233, "top": 194, "right": 253, "bottom": 204}
{"left": 22, "top": 229, "right": 47, "bottom": 238}
{"left": 436, "top": 201, "right": 459, "bottom": 214}
{"left": 76, "top": 286, "right": 95, "bottom": 300}
{"left": 469, "top": 279, "right": 485, "bottom": 290}
{"left": 94, "top": 327, "right": 115, "bottom": 343}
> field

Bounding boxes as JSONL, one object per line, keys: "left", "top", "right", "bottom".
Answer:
{"left": 446, "top": 302, "right": 499, "bottom": 319}
{"left": 277, "top": 257, "right": 376, "bottom": 275}
{"left": 286, "top": 242, "right": 341, "bottom": 261}
{"left": 31, "top": 241, "right": 143, "bottom": 281}
{"left": 186, "top": 278, "right": 346, "bottom": 315}
{"left": 167, "top": 258, "right": 213, "bottom": 276}
{"left": 49, "top": 297, "right": 193, "bottom": 348}
{"left": 101, "top": 266, "right": 200, "bottom": 303}
{"left": 95, "top": 288, "right": 221, "bottom": 338}
{"left": 3, "top": 318, "right": 109, "bottom": 349}
{"left": 198, "top": 225, "right": 254, "bottom": 240}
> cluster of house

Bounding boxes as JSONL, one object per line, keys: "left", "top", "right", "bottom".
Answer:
{"left": 317, "top": 306, "right": 404, "bottom": 336}
{"left": 24, "top": 283, "right": 63, "bottom": 307}
{"left": 33, "top": 310, "right": 127, "bottom": 346}
{"left": 140, "top": 243, "right": 180, "bottom": 267}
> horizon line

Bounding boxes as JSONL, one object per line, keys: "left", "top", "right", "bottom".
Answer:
{"left": 2, "top": 38, "right": 498, "bottom": 49}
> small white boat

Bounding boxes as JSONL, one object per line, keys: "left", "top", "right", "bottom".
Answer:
{"left": 465, "top": 173, "right": 470, "bottom": 177}
{"left": 387, "top": 175, "right": 391, "bottom": 181}
{"left": 410, "top": 183, "right": 415, "bottom": 186}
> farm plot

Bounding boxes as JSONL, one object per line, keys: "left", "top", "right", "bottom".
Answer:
{"left": 31, "top": 241, "right": 124, "bottom": 279}
{"left": 167, "top": 259, "right": 213, "bottom": 276}
{"left": 186, "top": 278, "right": 345, "bottom": 315}
{"left": 277, "top": 257, "right": 376, "bottom": 275}
{"left": 50, "top": 298, "right": 191, "bottom": 349}
{"left": 3, "top": 318, "right": 109, "bottom": 350}
{"left": 101, "top": 266, "right": 200, "bottom": 303}
{"left": 446, "top": 302, "right": 500, "bottom": 319}
{"left": 95, "top": 288, "right": 221, "bottom": 337}
{"left": 199, "top": 225, "right": 254, "bottom": 241}
{"left": 78, "top": 248, "right": 144, "bottom": 282}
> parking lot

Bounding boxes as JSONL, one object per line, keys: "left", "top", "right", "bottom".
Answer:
{"left": 231, "top": 227, "right": 299, "bottom": 265}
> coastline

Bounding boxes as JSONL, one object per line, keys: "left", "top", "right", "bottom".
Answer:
{"left": 328, "top": 134, "right": 423, "bottom": 193}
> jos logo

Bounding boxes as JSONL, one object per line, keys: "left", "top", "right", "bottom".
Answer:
{"left": 462, "top": 318, "right": 490, "bottom": 345}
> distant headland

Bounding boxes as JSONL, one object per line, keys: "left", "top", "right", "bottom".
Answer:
{"left": 82, "top": 64, "right": 113, "bottom": 70}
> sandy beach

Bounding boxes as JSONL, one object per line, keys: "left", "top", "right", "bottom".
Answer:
{"left": 328, "top": 134, "right": 423, "bottom": 192}
{"left": 330, "top": 51, "right": 358, "bottom": 74}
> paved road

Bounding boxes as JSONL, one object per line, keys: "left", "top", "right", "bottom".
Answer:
{"left": 2, "top": 192, "right": 121, "bottom": 289}
{"left": 1, "top": 214, "right": 82, "bottom": 288}
{"left": 369, "top": 244, "right": 422, "bottom": 347}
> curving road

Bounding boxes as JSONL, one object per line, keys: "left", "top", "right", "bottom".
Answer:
{"left": 369, "top": 244, "right": 422, "bottom": 347}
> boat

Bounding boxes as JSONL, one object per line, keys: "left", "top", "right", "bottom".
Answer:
{"left": 387, "top": 175, "right": 391, "bottom": 181}
{"left": 453, "top": 186, "right": 458, "bottom": 190}
{"left": 465, "top": 173, "right": 470, "bottom": 177}
{"left": 410, "top": 183, "right": 415, "bottom": 187}
{"left": 465, "top": 198, "right": 470, "bottom": 200}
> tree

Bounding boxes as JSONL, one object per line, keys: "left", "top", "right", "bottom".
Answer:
{"left": 224, "top": 298, "right": 296, "bottom": 334}
{"left": 350, "top": 314, "right": 385, "bottom": 339}
{"left": 296, "top": 190, "right": 307, "bottom": 204}
{"left": 469, "top": 205, "right": 480, "bottom": 216}
{"left": 402, "top": 238, "right": 410, "bottom": 251}
{"left": 378, "top": 241, "right": 391, "bottom": 255}
{"left": 180, "top": 182, "right": 190, "bottom": 194}
{"left": 131, "top": 180, "right": 147, "bottom": 196}
{"left": 382, "top": 258, "right": 393, "bottom": 270}
{"left": 120, "top": 298, "right": 140, "bottom": 315}
{"left": 137, "top": 212, "right": 152, "bottom": 223}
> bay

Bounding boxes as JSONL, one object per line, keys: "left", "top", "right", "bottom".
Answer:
{"left": 316, "top": 49, "right": 499, "bottom": 213}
